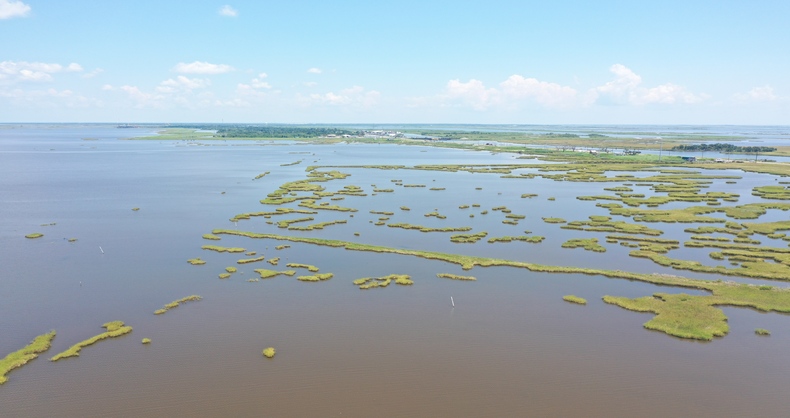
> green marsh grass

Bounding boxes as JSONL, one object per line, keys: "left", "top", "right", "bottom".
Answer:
{"left": 50, "top": 321, "right": 132, "bottom": 361}
{"left": 437, "top": 273, "right": 476, "bottom": 281}
{"left": 154, "top": 295, "right": 202, "bottom": 315}
{"left": 563, "top": 295, "right": 587, "bottom": 305}
{"left": 267, "top": 257, "right": 280, "bottom": 265}
{"left": 202, "top": 234, "right": 221, "bottom": 240}
{"left": 755, "top": 328, "right": 771, "bottom": 336}
{"left": 286, "top": 263, "right": 320, "bottom": 272}
{"left": 187, "top": 258, "right": 206, "bottom": 265}
{"left": 202, "top": 245, "right": 246, "bottom": 253}
{"left": 297, "top": 273, "right": 334, "bottom": 281}
{"left": 562, "top": 238, "right": 606, "bottom": 252}
{"left": 25, "top": 233, "right": 43, "bottom": 239}
{"left": 0, "top": 330, "right": 55, "bottom": 384}
{"left": 262, "top": 347, "right": 276, "bottom": 358}
{"left": 142, "top": 338, "right": 151, "bottom": 344}
{"left": 237, "top": 256, "right": 265, "bottom": 264}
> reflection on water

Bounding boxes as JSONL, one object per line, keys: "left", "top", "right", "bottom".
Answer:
{"left": 2, "top": 125, "right": 790, "bottom": 417}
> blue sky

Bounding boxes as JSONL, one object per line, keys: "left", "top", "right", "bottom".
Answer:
{"left": 1, "top": 0, "right": 788, "bottom": 124}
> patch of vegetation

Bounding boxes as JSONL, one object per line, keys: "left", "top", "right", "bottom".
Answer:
{"left": 297, "top": 273, "right": 334, "bottom": 281}
{"left": 487, "top": 235, "right": 545, "bottom": 243}
{"left": 187, "top": 258, "right": 206, "bottom": 265}
{"left": 388, "top": 223, "right": 472, "bottom": 233}
{"left": 154, "top": 295, "right": 202, "bottom": 315}
{"left": 254, "top": 269, "right": 297, "bottom": 279}
{"left": 450, "top": 232, "right": 488, "bottom": 243}
{"left": 202, "top": 245, "right": 246, "bottom": 253}
{"left": 542, "top": 217, "right": 566, "bottom": 224}
{"left": 755, "top": 328, "right": 771, "bottom": 336}
{"left": 562, "top": 238, "right": 606, "bottom": 252}
{"left": 262, "top": 347, "right": 276, "bottom": 358}
{"left": 237, "top": 256, "right": 265, "bottom": 264}
{"left": 563, "top": 295, "right": 587, "bottom": 305}
{"left": 286, "top": 263, "right": 320, "bottom": 272}
{"left": 142, "top": 338, "right": 151, "bottom": 344}
{"left": 25, "top": 233, "right": 43, "bottom": 239}
{"left": 0, "top": 331, "right": 56, "bottom": 384}
{"left": 202, "top": 233, "right": 221, "bottom": 240}
{"left": 354, "top": 274, "right": 413, "bottom": 289}
{"left": 51, "top": 321, "right": 132, "bottom": 361}
{"left": 437, "top": 273, "right": 476, "bottom": 281}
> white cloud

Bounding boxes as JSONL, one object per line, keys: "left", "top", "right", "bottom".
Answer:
{"left": 0, "top": 87, "right": 101, "bottom": 108}
{"left": 303, "top": 81, "right": 318, "bottom": 87}
{"left": 119, "top": 85, "right": 164, "bottom": 108}
{"left": 219, "top": 5, "right": 238, "bottom": 17}
{"left": 156, "top": 75, "right": 210, "bottom": 93}
{"left": 83, "top": 68, "right": 104, "bottom": 79}
{"left": 0, "top": 0, "right": 30, "bottom": 19}
{"left": 173, "top": 61, "right": 234, "bottom": 74}
{"left": 444, "top": 79, "right": 500, "bottom": 110}
{"left": 0, "top": 60, "right": 83, "bottom": 84}
{"left": 307, "top": 67, "right": 322, "bottom": 74}
{"left": 592, "top": 64, "right": 705, "bottom": 105}
{"left": 734, "top": 85, "right": 778, "bottom": 102}
{"left": 101, "top": 84, "right": 114, "bottom": 91}
{"left": 300, "top": 86, "right": 380, "bottom": 107}
{"left": 499, "top": 75, "right": 578, "bottom": 108}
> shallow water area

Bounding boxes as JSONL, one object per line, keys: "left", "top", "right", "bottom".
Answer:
{"left": 3, "top": 125, "right": 790, "bottom": 417}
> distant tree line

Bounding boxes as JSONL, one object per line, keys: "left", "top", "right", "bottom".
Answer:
{"left": 671, "top": 143, "right": 776, "bottom": 153}
{"left": 173, "top": 125, "right": 361, "bottom": 138}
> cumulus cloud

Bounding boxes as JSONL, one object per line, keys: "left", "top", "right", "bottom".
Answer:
{"left": 236, "top": 73, "right": 273, "bottom": 98}
{"left": 83, "top": 68, "right": 104, "bottom": 79}
{"left": 173, "top": 61, "right": 234, "bottom": 74}
{"left": 0, "top": 87, "right": 101, "bottom": 108}
{"left": 0, "top": 60, "right": 83, "bottom": 84}
{"left": 734, "top": 85, "right": 778, "bottom": 102}
{"left": 444, "top": 79, "right": 500, "bottom": 110}
{"left": 307, "top": 68, "right": 322, "bottom": 74}
{"left": 0, "top": 0, "right": 30, "bottom": 19}
{"left": 440, "top": 76, "right": 580, "bottom": 110}
{"left": 219, "top": 5, "right": 238, "bottom": 17}
{"left": 156, "top": 76, "right": 210, "bottom": 93}
{"left": 119, "top": 85, "right": 164, "bottom": 108}
{"left": 592, "top": 64, "right": 705, "bottom": 105}
{"left": 300, "top": 86, "right": 380, "bottom": 107}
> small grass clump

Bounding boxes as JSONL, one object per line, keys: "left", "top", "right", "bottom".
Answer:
{"left": 563, "top": 295, "right": 587, "bottom": 305}
{"left": 755, "top": 328, "right": 771, "bottom": 336}
{"left": 202, "top": 245, "right": 246, "bottom": 253}
{"left": 286, "top": 263, "right": 319, "bottom": 272}
{"left": 254, "top": 269, "right": 296, "bottom": 279}
{"left": 542, "top": 217, "right": 566, "bottom": 224}
{"left": 354, "top": 274, "right": 412, "bottom": 289}
{"left": 437, "top": 273, "right": 476, "bottom": 281}
{"left": 487, "top": 235, "right": 544, "bottom": 244}
{"left": 219, "top": 273, "right": 231, "bottom": 279}
{"left": 132, "top": 207, "right": 140, "bottom": 211}
{"left": 237, "top": 256, "right": 265, "bottom": 264}
{"left": 400, "top": 206, "right": 411, "bottom": 211}
{"left": 450, "top": 232, "right": 488, "bottom": 243}
{"left": 267, "top": 257, "right": 280, "bottom": 265}
{"left": 51, "top": 321, "right": 132, "bottom": 361}
{"left": 142, "top": 338, "right": 151, "bottom": 344}
{"left": 25, "top": 233, "right": 44, "bottom": 239}
{"left": 297, "top": 273, "right": 334, "bottom": 281}
{"left": 262, "top": 347, "right": 276, "bottom": 358}
{"left": 1, "top": 331, "right": 56, "bottom": 384}
{"left": 202, "top": 233, "right": 221, "bottom": 240}
{"left": 562, "top": 238, "right": 606, "bottom": 252}
{"left": 154, "top": 295, "right": 202, "bottom": 315}
{"left": 275, "top": 245, "right": 290, "bottom": 250}
{"left": 187, "top": 258, "right": 206, "bottom": 265}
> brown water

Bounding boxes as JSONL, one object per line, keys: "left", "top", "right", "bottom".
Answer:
{"left": 3, "top": 126, "right": 790, "bottom": 417}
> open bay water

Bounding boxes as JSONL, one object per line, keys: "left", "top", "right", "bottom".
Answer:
{"left": 2, "top": 125, "right": 790, "bottom": 417}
